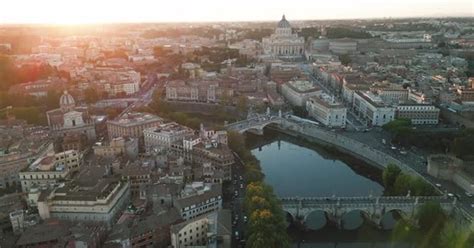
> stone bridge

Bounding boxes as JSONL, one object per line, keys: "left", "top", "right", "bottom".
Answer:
{"left": 280, "top": 196, "right": 456, "bottom": 230}
{"left": 225, "top": 111, "right": 286, "bottom": 135}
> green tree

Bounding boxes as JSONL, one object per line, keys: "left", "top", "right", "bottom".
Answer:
{"left": 0, "top": 54, "right": 15, "bottom": 91}
{"left": 411, "top": 177, "right": 436, "bottom": 196}
{"left": 439, "top": 221, "right": 472, "bottom": 248}
{"left": 45, "top": 90, "right": 61, "bottom": 110}
{"left": 236, "top": 95, "right": 248, "bottom": 114}
{"left": 416, "top": 201, "right": 447, "bottom": 232}
{"left": 393, "top": 173, "right": 413, "bottom": 196}
{"left": 339, "top": 54, "right": 352, "bottom": 66}
{"left": 382, "top": 164, "right": 402, "bottom": 191}
{"left": 84, "top": 87, "right": 99, "bottom": 104}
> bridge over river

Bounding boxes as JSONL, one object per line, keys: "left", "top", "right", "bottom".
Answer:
{"left": 280, "top": 196, "right": 456, "bottom": 229}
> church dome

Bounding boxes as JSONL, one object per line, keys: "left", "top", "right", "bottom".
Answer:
{"left": 60, "top": 90, "right": 75, "bottom": 111}
{"left": 277, "top": 15, "right": 291, "bottom": 28}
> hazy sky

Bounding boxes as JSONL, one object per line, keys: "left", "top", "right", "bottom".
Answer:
{"left": 1, "top": 0, "right": 472, "bottom": 24}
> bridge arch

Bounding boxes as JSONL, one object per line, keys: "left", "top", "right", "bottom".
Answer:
{"left": 304, "top": 210, "right": 331, "bottom": 230}
{"left": 284, "top": 211, "right": 296, "bottom": 226}
{"left": 380, "top": 209, "right": 405, "bottom": 230}
{"left": 341, "top": 209, "right": 371, "bottom": 230}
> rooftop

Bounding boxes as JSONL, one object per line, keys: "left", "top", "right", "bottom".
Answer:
{"left": 355, "top": 91, "right": 386, "bottom": 107}
{"left": 309, "top": 93, "right": 345, "bottom": 108}
{"left": 108, "top": 112, "right": 163, "bottom": 127}
{"left": 286, "top": 80, "right": 321, "bottom": 93}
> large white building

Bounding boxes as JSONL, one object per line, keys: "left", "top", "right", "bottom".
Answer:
{"left": 46, "top": 91, "right": 96, "bottom": 141}
{"left": 37, "top": 166, "right": 130, "bottom": 228}
{"left": 174, "top": 183, "right": 222, "bottom": 221}
{"left": 144, "top": 122, "right": 194, "bottom": 153}
{"left": 170, "top": 209, "right": 231, "bottom": 248}
{"left": 19, "top": 150, "right": 82, "bottom": 192}
{"left": 353, "top": 91, "right": 395, "bottom": 126}
{"left": 262, "top": 15, "right": 305, "bottom": 59}
{"left": 281, "top": 80, "right": 322, "bottom": 107}
{"left": 329, "top": 39, "right": 358, "bottom": 55}
{"left": 306, "top": 93, "right": 347, "bottom": 128}
{"left": 396, "top": 104, "right": 440, "bottom": 125}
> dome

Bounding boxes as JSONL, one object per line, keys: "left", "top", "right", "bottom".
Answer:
{"left": 277, "top": 15, "right": 291, "bottom": 28}
{"left": 60, "top": 90, "right": 75, "bottom": 111}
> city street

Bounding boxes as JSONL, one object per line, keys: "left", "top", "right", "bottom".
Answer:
{"left": 227, "top": 153, "right": 247, "bottom": 248}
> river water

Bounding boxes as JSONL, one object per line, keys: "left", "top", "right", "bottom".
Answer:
{"left": 247, "top": 129, "right": 414, "bottom": 248}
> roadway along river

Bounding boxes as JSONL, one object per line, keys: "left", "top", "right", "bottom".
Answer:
{"left": 247, "top": 129, "right": 412, "bottom": 247}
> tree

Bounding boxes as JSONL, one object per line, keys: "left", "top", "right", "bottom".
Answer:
{"left": 439, "top": 221, "right": 472, "bottom": 248}
{"left": 84, "top": 87, "right": 99, "bottom": 104}
{"left": 236, "top": 95, "right": 248, "bottom": 114}
{"left": 411, "top": 177, "right": 436, "bottom": 196}
{"left": 416, "top": 201, "right": 447, "bottom": 232}
{"left": 339, "top": 54, "right": 352, "bottom": 66}
{"left": 393, "top": 173, "right": 413, "bottom": 196}
{"left": 382, "top": 164, "right": 402, "bottom": 191}
{"left": 45, "top": 90, "right": 61, "bottom": 110}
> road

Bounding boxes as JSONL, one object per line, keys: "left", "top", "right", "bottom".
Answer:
{"left": 227, "top": 152, "right": 247, "bottom": 248}
{"left": 342, "top": 128, "right": 474, "bottom": 216}
{"left": 118, "top": 78, "right": 157, "bottom": 117}
{"left": 301, "top": 64, "right": 366, "bottom": 131}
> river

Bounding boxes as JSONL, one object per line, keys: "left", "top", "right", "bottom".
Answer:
{"left": 247, "top": 129, "right": 414, "bottom": 248}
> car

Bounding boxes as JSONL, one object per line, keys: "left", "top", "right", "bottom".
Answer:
{"left": 382, "top": 139, "right": 386, "bottom": 145}
{"left": 240, "top": 184, "right": 244, "bottom": 189}
{"left": 391, "top": 146, "right": 397, "bottom": 150}
{"left": 399, "top": 150, "right": 407, "bottom": 155}
{"left": 234, "top": 190, "right": 239, "bottom": 196}
{"left": 243, "top": 216, "right": 248, "bottom": 223}
{"left": 471, "top": 204, "right": 474, "bottom": 208}
{"left": 447, "top": 193, "right": 454, "bottom": 197}
{"left": 435, "top": 183, "right": 442, "bottom": 188}
{"left": 465, "top": 192, "right": 473, "bottom": 197}
{"left": 235, "top": 231, "right": 239, "bottom": 240}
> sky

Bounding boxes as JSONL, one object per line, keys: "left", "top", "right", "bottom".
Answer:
{"left": 0, "top": 0, "right": 472, "bottom": 24}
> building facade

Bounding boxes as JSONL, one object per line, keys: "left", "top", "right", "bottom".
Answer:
{"left": 174, "top": 183, "right": 222, "bottom": 221}
{"left": 396, "top": 104, "right": 440, "bottom": 125}
{"left": 107, "top": 112, "right": 163, "bottom": 149}
{"left": 262, "top": 15, "right": 305, "bottom": 59}
{"left": 281, "top": 80, "right": 322, "bottom": 107}
{"left": 19, "top": 150, "right": 82, "bottom": 192}
{"left": 306, "top": 94, "right": 347, "bottom": 128}
{"left": 46, "top": 91, "right": 96, "bottom": 141}
{"left": 353, "top": 91, "right": 395, "bottom": 126}
{"left": 37, "top": 178, "right": 130, "bottom": 228}
{"left": 144, "top": 122, "right": 194, "bottom": 153}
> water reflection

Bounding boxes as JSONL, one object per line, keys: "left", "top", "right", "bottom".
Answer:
{"left": 247, "top": 130, "right": 406, "bottom": 247}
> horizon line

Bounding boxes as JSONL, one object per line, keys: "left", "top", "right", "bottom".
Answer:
{"left": 0, "top": 14, "right": 473, "bottom": 27}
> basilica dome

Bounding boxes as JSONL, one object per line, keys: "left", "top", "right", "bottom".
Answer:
{"left": 277, "top": 15, "right": 291, "bottom": 28}
{"left": 60, "top": 90, "right": 75, "bottom": 111}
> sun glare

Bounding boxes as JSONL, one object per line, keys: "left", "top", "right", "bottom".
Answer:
{"left": 0, "top": 0, "right": 472, "bottom": 24}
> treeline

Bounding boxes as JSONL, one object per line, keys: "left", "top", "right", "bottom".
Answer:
{"left": 142, "top": 27, "right": 222, "bottom": 39}
{"left": 0, "top": 90, "right": 60, "bottom": 125}
{"left": 392, "top": 201, "right": 473, "bottom": 248}
{"left": 0, "top": 54, "right": 56, "bottom": 91}
{"left": 326, "top": 27, "right": 372, "bottom": 39}
{"left": 383, "top": 119, "right": 474, "bottom": 160}
{"left": 382, "top": 164, "right": 437, "bottom": 196}
{"left": 147, "top": 89, "right": 238, "bottom": 130}
{"left": 228, "top": 131, "right": 290, "bottom": 248}
{"left": 0, "top": 34, "right": 41, "bottom": 54}
{"left": 298, "top": 27, "right": 322, "bottom": 41}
